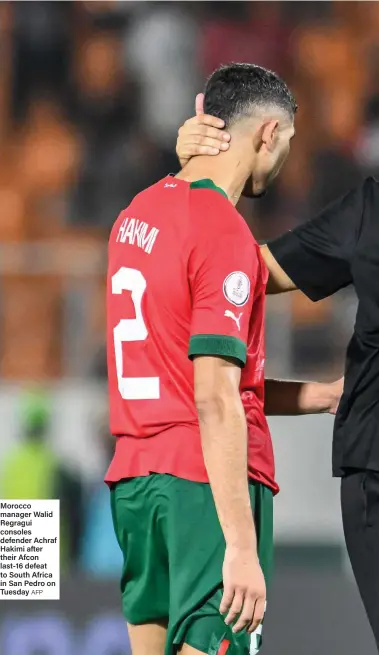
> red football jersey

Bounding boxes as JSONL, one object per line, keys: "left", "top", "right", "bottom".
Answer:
{"left": 105, "top": 177, "right": 278, "bottom": 493}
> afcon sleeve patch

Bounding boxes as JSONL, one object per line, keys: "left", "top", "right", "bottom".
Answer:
{"left": 223, "top": 271, "right": 250, "bottom": 307}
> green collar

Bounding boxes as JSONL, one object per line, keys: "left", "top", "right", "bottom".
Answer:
{"left": 189, "top": 178, "right": 228, "bottom": 199}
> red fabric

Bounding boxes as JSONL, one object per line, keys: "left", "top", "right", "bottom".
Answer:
{"left": 218, "top": 639, "right": 230, "bottom": 655}
{"left": 188, "top": 191, "right": 259, "bottom": 346}
{"left": 105, "top": 177, "right": 278, "bottom": 494}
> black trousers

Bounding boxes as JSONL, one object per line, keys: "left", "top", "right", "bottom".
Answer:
{"left": 341, "top": 470, "right": 379, "bottom": 651}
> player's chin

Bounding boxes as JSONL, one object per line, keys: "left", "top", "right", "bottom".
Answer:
{"left": 242, "top": 178, "right": 268, "bottom": 199}
{"left": 251, "top": 189, "right": 267, "bottom": 199}
{"left": 242, "top": 187, "right": 267, "bottom": 199}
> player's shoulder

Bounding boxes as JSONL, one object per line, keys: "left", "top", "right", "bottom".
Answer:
{"left": 189, "top": 180, "right": 233, "bottom": 216}
{"left": 189, "top": 179, "right": 251, "bottom": 237}
{"left": 109, "top": 177, "right": 182, "bottom": 234}
{"left": 130, "top": 176, "right": 181, "bottom": 208}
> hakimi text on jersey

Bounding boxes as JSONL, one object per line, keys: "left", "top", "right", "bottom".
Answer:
{"left": 116, "top": 217, "right": 159, "bottom": 254}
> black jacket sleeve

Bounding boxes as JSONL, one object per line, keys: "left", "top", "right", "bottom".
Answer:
{"left": 267, "top": 178, "right": 375, "bottom": 301}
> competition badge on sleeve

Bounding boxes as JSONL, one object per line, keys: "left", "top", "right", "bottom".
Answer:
{"left": 223, "top": 272, "right": 250, "bottom": 307}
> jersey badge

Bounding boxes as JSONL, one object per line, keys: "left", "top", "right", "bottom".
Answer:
{"left": 223, "top": 271, "right": 250, "bottom": 306}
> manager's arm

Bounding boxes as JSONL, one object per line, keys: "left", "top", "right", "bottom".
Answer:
{"left": 261, "top": 180, "right": 371, "bottom": 298}
{"left": 264, "top": 378, "right": 343, "bottom": 416}
{"left": 260, "top": 244, "right": 297, "bottom": 294}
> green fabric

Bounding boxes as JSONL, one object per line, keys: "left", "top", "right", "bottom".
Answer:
{"left": 189, "top": 334, "right": 247, "bottom": 366}
{"left": 190, "top": 178, "right": 228, "bottom": 199}
{"left": 111, "top": 475, "right": 273, "bottom": 655}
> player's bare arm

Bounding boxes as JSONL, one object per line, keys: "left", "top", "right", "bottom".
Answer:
{"left": 194, "top": 355, "right": 266, "bottom": 634}
{"left": 264, "top": 378, "right": 343, "bottom": 416}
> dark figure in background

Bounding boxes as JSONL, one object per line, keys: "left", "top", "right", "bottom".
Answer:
{"left": 10, "top": 2, "right": 74, "bottom": 124}
{"left": 67, "top": 25, "right": 171, "bottom": 229}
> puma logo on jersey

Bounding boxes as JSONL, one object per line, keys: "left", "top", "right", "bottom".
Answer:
{"left": 164, "top": 183, "right": 177, "bottom": 188}
{"left": 224, "top": 309, "right": 243, "bottom": 331}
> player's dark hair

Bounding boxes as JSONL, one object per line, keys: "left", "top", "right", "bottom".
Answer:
{"left": 203, "top": 63, "right": 297, "bottom": 127}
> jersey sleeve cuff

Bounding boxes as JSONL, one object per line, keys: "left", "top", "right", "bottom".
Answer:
{"left": 188, "top": 334, "right": 247, "bottom": 366}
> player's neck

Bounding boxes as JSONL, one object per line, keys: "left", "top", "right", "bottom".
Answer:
{"left": 177, "top": 153, "right": 251, "bottom": 207}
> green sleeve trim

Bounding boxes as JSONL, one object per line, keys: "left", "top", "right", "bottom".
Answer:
{"left": 189, "top": 334, "right": 246, "bottom": 366}
{"left": 190, "top": 179, "right": 228, "bottom": 199}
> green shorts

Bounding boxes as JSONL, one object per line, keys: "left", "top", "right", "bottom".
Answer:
{"left": 110, "top": 474, "right": 273, "bottom": 655}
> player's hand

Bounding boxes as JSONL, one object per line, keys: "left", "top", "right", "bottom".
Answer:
{"left": 220, "top": 544, "right": 266, "bottom": 634}
{"left": 327, "top": 377, "right": 344, "bottom": 415}
{"left": 176, "top": 93, "right": 231, "bottom": 168}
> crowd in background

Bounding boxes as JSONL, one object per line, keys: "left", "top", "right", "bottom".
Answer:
{"left": 0, "top": 1, "right": 378, "bottom": 574}
{"left": 0, "top": 1, "right": 377, "bottom": 379}
{"left": 3, "top": 1, "right": 379, "bottom": 229}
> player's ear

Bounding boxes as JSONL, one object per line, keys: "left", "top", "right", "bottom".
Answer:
{"left": 251, "top": 123, "right": 265, "bottom": 154}
{"left": 261, "top": 120, "right": 279, "bottom": 152}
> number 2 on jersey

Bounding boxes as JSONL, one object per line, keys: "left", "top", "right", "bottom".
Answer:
{"left": 112, "top": 267, "right": 160, "bottom": 400}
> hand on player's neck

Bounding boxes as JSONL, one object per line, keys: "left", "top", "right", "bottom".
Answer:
{"left": 177, "top": 144, "right": 253, "bottom": 207}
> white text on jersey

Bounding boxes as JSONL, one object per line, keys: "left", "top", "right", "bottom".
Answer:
{"left": 116, "top": 217, "right": 159, "bottom": 254}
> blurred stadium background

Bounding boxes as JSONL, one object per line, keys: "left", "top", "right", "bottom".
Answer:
{"left": 0, "top": 1, "right": 377, "bottom": 653}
